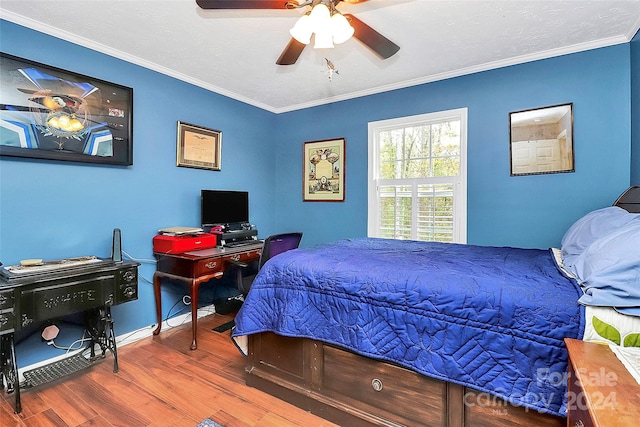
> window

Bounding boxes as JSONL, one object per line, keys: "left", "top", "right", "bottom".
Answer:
{"left": 368, "top": 108, "right": 467, "bottom": 243}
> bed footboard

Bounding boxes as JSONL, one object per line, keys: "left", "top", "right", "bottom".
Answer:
{"left": 246, "top": 332, "right": 564, "bottom": 427}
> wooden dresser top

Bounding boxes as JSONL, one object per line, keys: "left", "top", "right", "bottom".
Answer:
{"left": 565, "top": 338, "right": 640, "bottom": 426}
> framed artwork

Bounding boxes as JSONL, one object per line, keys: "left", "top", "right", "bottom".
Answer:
{"left": 509, "top": 103, "right": 574, "bottom": 176}
{"left": 176, "top": 121, "right": 221, "bottom": 171}
{"left": 303, "top": 138, "right": 345, "bottom": 202}
{"left": 0, "top": 52, "right": 133, "bottom": 166}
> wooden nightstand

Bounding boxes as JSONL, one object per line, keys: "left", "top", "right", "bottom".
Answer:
{"left": 565, "top": 338, "right": 640, "bottom": 427}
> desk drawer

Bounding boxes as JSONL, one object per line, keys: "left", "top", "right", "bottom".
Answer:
{"left": 220, "top": 249, "right": 261, "bottom": 266}
{"left": 156, "top": 248, "right": 262, "bottom": 278}
{"left": 156, "top": 256, "right": 223, "bottom": 278}
{"left": 0, "top": 289, "right": 15, "bottom": 334}
{"left": 0, "top": 289, "right": 14, "bottom": 310}
{"left": 194, "top": 258, "right": 224, "bottom": 276}
{"left": 194, "top": 249, "right": 262, "bottom": 276}
{"left": 0, "top": 311, "right": 15, "bottom": 333}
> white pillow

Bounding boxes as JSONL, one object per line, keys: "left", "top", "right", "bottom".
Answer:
{"left": 574, "top": 221, "right": 640, "bottom": 308}
{"left": 561, "top": 206, "right": 639, "bottom": 271}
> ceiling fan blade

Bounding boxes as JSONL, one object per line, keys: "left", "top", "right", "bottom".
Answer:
{"left": 196, "top": 0, "right": 289, "bottom": 9}
{"left": 344, "top": 14, "right": 399, "bottom": 60}
{"left": 276, "top": 38, "right": 306, "bottom": 65}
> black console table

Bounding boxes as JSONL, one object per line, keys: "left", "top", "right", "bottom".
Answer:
{"left": 0, "top": 258, "right": 139, "bottom": 413}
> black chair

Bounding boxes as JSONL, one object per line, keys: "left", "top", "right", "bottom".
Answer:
{"left": 212, "top": 232, "right": 303, "bottom": 333}
{"left": 233, "top": 232, "right": 303, "bottom": 295}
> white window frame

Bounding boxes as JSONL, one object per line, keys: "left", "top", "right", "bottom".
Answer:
{"left": 367, "top": 108, "right": 468, "bottom": 243}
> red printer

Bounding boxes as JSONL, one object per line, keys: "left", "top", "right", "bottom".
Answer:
{"left": 152, "top": 233, "right": 217, "bottom": 254}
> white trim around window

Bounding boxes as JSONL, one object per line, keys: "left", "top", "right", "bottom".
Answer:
{"left": 367, "top": 108, "right": 468, "bottom": 243}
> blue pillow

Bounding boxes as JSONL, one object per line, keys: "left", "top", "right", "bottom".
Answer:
{"left": 561, "top": 206, "right": 639, "bottom": 271}
{"left": 574, "top": 221, "right": 640, "bottom": 308}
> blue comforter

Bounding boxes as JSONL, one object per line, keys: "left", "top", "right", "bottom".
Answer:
{"left": 233, "top": 238, "right": 585, "bottom": 416}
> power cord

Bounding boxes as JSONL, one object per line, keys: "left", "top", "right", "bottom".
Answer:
{"left": 164, "top": 297, "right": 191, "bottom": 328}
{"left": 122, "top": 249, "right": 156, "bottom": 264}
{"left": 45, "top": 330, "right": 91, "bottom": 353}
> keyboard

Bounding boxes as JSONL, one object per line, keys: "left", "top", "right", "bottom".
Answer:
{"left": 224, "top": 239, "right": 263, "bottom": 248}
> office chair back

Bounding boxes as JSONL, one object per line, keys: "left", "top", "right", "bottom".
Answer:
{"left": 235, "top": 232, "right": 303, "bottom": 295}
{"left": 258, "top": 232, "right": 304, "bottom": 270}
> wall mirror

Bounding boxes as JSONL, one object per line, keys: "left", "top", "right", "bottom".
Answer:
{"left": 509, "top": 103, "right": 574, "bottom": 176}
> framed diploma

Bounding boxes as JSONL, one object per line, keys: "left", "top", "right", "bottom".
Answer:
{"left": 176, "top": 121, "right": 221, "bottom": 171}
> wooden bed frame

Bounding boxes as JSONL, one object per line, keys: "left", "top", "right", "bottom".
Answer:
{"left": 243, "top": 187, "right": 640, "bottom": 427}
{"left": 246, "top": 333, "right": 564, "bottom": 427}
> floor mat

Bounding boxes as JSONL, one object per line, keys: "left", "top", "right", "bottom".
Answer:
{"left": 212, "top": 320, "right": 235, "bottom": 332}
{"left": 196, "top": 418, "right": 224, "bottom": 427}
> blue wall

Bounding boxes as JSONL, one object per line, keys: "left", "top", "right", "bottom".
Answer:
{"left": 632, "top": 30, "right": 640, "bottom": 185}
{"left": 274, "top": 46, "right": 632, "bottom": 249}
{"left": 1, "top": 20, "right": 635, "bottom": 365}
{"left": 0, "top": 20, "right": 278, "bottom": 365}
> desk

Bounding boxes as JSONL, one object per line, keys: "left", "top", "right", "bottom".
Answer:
{"left": 153, "top": 242, "right": 262, "bottom": 350}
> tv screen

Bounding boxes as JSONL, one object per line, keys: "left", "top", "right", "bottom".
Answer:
{"left": 201, "top": 190, "right": 249, "bottom": 227}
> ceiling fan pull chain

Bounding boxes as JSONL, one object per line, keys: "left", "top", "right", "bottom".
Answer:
{"left": 324, "top": 57, "right": 339, "bottom": 82}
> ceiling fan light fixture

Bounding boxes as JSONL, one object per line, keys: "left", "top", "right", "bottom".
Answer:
{"left": 314, "top": 27, "right": 334, "bottom": 49}
{"left": 290, "top": 13, "right": 313, "bottom": 44}
{"left": 288, "top": 1, "right": 357, "bottom": 52}
{"left": 330, "top": 12, "right": 354, "bottom": 44}
{"left": 308, "top": 2, "right": 331, "bottom": 29}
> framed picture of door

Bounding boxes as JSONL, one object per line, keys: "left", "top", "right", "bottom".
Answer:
{"left": 509, "top": 103, "right": 574, "bottom": 176}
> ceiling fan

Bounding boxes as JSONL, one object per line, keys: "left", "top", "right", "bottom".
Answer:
{"left": 195, "top": 0, "right": 400, "bottom": 65}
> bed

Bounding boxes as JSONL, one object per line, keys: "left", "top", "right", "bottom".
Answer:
{"left": 233, "top": 186, "right": 640, "bottom": 427}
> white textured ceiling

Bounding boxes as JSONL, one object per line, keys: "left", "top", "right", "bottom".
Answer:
{"left": 1, "top": 0, "right": 639, "bottom": 113}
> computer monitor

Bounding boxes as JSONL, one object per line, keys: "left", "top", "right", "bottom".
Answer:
{"left": 201, "top": 190, "right": 249, "bottom": 228}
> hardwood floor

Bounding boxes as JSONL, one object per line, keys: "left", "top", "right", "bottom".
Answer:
{"left": 1, "top": 313, "right": 339, "bottom": 427}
